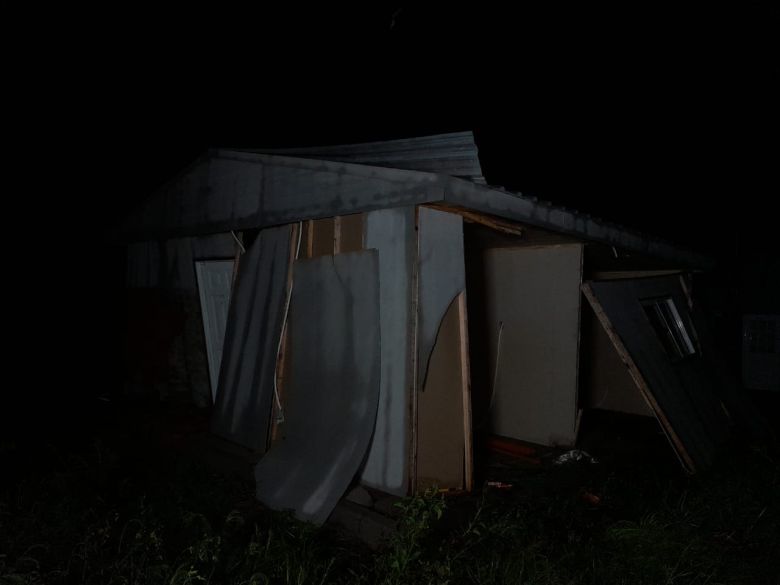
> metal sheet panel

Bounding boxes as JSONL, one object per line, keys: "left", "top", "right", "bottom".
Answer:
{"left": 121, "top": 152, "right": 444, "bottom": 240}
{"left": 417, "top": 207, "right": 465, "bottom": 390}
{"left": 359, "top": 207, "right": 415, "bottom": 495}
{"left": 484, "top": 245, "right": 584, "bottom": 446}
{"left": 254, "top": 250, "right": 381, "bottom": 524}
{"left": 120, "top": 143, "right": 710, "bottom": 271}
{"left": 249, "top": 131, "right": 484, "bottom": 181}
{"left": 444, "top": 179, "right": 713, "bottom": 270}
{"left": 583, "top": 276, "right": 731, "bottom": 471}
{"left": 211, "top": 225, "right": 292, "bottom": 451}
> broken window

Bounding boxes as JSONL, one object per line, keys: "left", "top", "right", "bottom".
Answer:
{"left": 641, "top": 297, "right": 697, "bottom": 361}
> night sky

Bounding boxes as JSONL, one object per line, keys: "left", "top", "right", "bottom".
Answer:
{"left": 12, "top": 4, "right": 778, "bottom": 435}
{"left": 84, "top": 5, "right": 777, "bottom": 257}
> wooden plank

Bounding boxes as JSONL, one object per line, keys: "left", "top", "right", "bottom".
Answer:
{"left": 416, "top": 296, "right": 466, "bottom": 491}
{"left": 457, "top": 292, "right": 474, "bottom": 491}
{"left": 574, "top": 241, "right": 585, "bottom": 441}
{"left": 270, "top": 223, "right": 300, "bottom": 446}
{"left": 311, "top": 218, "right": 335, "bottom": 257}
{"left": 333, "top": 216, "right": 342, "bottom": 254}
{"left": 339, "top": 213, "right": 365, "bottom": 253}
{"left": 581, "top": 283, "right": 697, "bottom": 473}
{"left": 408, "top": 207, "right": 420, "bottom": 494}
{"left": 305, "top": 220, "right": 314, "bottom": 258}
{"left": 425, "top": 203, "right": 524, "bottom": 236}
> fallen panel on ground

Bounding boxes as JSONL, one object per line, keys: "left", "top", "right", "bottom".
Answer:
{"left": 583, "top": 276, "right": 731, "bottom": 472}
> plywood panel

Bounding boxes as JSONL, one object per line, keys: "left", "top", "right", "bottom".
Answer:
{"left": 303, "top": 220, "right": 314, "bottom": 258}
{"left": 485, "top": 244, "right": 584, "bottom": 446}
{"left": 416, "top": 296, "right": 465, "bottom": 490}
{"left": 311, "top": 217, "right": 335, "bottom": 257}
{"left": 339, "top": 213, "right": 365, "bottom": 253}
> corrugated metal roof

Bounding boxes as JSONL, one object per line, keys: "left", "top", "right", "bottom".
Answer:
{"left": 119, "top": 139, "right": 714, "bottom": 269}
{"left": 243, "top": 131, "right": 485, "bottom": 183}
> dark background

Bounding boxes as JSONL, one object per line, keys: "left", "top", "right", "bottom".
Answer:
{"left": 9, "top": 4, "right": 778, "bottom": 439}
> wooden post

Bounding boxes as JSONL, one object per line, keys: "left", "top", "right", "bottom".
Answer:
{"left": 231, "top": 231, "right": 243, "bottom": 287}
{"left": 333, "top": 216, "right": 342, "bottom": 254}
{"left": 409, "top": 206, "right": 420, "bottom": 495}
{"left": 457, "top": 291, "right": 474, "bottom": 491}
{"left": 306, "top": 220, "right": 315, "bottom": 258}
{"left": 269, "top": 222, "right": 300, "bottom": 446}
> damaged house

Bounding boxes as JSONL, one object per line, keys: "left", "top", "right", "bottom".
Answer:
{"left": 121, "top": 132, "right": 759, "bottom": 524}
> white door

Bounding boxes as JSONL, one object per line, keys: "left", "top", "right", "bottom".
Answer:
{"left": 195, "top": 260, "right": 235, "bottom": 401}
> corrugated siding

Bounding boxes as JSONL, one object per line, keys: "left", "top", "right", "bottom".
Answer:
{"left": 248, "top": 131, "right": 484, "bottom": 182}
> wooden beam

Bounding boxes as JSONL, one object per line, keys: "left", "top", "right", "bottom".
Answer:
{"left": 333, "top": 216, "right": 342, "bottom": 254}
{"left": 311, "top": 217, "right": 335, "bottom": 257}
{"left": 269, "top": 222, "right": 300, "bottom": 447}
{"left": 409, "top": 206, "right": 421, "bottom": 495}
{"left": 339, "top": 213, "right": 366, "bottom": 253}
{"left": 231, "top": 231, "right": 243, "bottom": 288}
{"left": 457, "top": 291, "right": 474, "bottom": 491}
{"left": 306, "top": 220, "right": 315, "bottom": 258}
{"left": 424, "top": 204, "right": 524, "bottom": 237}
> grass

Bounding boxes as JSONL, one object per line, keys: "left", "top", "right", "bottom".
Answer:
{"left": 1, "top": 414, "right": 778, "bottom": 585}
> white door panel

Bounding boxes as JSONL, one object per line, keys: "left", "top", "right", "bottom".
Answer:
{"left": 195, "top": 260, "right": 235, "bottom": 401}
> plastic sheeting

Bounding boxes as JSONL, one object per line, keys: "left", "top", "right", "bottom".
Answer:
{"left": 255, "top": 250, "right": 381, "bottom": 524}
{"left": 210, "top": 225, "right": 292, "bottom": 451}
